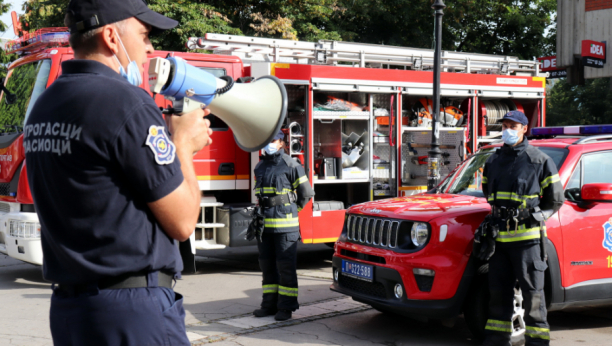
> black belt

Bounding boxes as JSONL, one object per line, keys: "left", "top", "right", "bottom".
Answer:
{"left": 56, "top": 272, "right": 174, "bottom": 295}
{"left": 491, "top": 206, "right": 531, "bottom": 221}
{"left": 259, "top": 193, "right": 295, "bottom": 207}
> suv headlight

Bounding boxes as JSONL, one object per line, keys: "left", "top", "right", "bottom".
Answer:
{"left": 411, "top": 222, "right": 429, "bottom": 247}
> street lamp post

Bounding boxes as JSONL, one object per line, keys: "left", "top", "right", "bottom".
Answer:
{"left": 428, "top": 0, "right": 446, "bottom": 191}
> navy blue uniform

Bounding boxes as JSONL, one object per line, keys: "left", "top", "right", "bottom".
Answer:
{"left": 481, "top": 139, "right": 564, "bottom": 346}
{"left": 25, "top": 60, "right": 190, "bottom": 345}
{"left": 254, "top": 152, "right": 314, "bottom": 311}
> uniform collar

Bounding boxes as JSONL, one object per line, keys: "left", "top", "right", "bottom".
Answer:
{"left": 500, "top": 137, "right": 529, "bottom": 155}
{"left": 61, "top": 59, "right": 129, "bottom": 84}
{"left": 260, "top": 151, "right": 283, "bottom": 164}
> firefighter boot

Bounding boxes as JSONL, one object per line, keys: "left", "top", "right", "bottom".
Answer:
{"left": 253, "top": 308, "right": 277, "bottom": 317}
{"left": 274, "top": 310, "right": 292, "bottom": 321}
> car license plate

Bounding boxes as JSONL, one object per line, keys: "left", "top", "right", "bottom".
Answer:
{"left": 341, "top": 259, "right": 373, "bottom": 282}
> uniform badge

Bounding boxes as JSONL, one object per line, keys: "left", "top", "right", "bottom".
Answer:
{"left": 603, "top": 218, "right": 612, "bottom": 253}
{"left": 145, "top": 126, "right": 176, "bottom": 165}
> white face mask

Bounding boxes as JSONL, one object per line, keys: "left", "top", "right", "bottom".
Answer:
{"left": 113, "top": 34, "right": 142, "bottom": 87}
{"left": 502, "top": 129, "right": 520, "bottom": 146}
{"left": 264, "top": 142, "right": 279, "bottom": 155}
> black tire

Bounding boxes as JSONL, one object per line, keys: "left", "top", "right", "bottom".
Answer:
{"left": 463, "top": 275, "right": 489, "bottom": 343}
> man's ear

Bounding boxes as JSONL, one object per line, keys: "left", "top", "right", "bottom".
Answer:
{"left": 100, "top": 25, "right": 120, "bottom": 55}
{"left": 522, "top": 125, "right": 528, "bottom": 134}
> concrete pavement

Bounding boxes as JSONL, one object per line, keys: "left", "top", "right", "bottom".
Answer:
{"left": 1, "top": 245, "right": 611, "bottom": 346}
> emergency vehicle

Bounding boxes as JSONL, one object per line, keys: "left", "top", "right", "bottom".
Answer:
{"left": 331, "top": 125, "right": 612, "bottom": 342}
{"left": 0, "top": 28, "right": 546, "bottom": 270}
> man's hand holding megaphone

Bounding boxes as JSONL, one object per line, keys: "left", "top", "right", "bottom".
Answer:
{"left": 165, "top": 108, "right": 214, "bottom": 154}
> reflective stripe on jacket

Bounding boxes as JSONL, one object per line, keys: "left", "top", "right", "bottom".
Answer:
{"left": 254, "top": 152, "right": 315, "bottom": 233}
{"left": 482, "top": 139, "right": 564, "bottom": 245}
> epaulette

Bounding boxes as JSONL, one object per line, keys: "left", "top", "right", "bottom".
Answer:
{"left": 282, "top": 154, "right": 299, "bottom": 168}
{"left": 525, "top": 145, "right": 547, "bottom": 164}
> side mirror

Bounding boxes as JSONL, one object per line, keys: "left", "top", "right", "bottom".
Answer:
{"left": 581, "top": 183, "right": 612, "bottom": 202}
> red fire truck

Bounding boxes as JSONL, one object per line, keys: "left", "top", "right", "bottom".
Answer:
{"left": 0, "top": 30, "right": 546, "bottom": 269}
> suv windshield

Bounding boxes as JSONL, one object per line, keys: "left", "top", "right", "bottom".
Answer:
{"left": 0, "top": 59, "right": 52, "bottom": 132}
{"left": 439, "top": 146, "right": 569, "bottom": 197}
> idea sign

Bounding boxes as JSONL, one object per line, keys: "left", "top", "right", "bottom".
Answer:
{"left": 537, "top": 56, "right": 567, "bottom": 78}
{"left": 582, "top": 40, "right": 606, "bottom": 68}
{"left": 538, "top": 56, "right": 557, "bottom": 72}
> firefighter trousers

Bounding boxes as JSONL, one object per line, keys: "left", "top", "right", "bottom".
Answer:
{"left": 257, "top": 232, "right": 300, "bottom": 311}
{"left": 483, "top": 243, "right": 550, "bottom": 346}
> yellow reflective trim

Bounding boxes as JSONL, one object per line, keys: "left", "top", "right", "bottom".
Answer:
{"left": 526, "top": 326, "right": 550, "bottom": 333}
{"left": 279, "top": 286, "right": 298, "bottom": 292}
{"left": 487, "top": 319, "right": 512, "bottom": 326}
{"left": 293, "top": 175, "right": 308, "bottom": 188}
{"left": 485, "top": 326, "right": 512, "bottom": 333}
{"left": 540, "top": 174, "right": 560, "bottom": 189}
{"left": 526, "top": 333, "right": 550, "bottom": 340}
{"left": 482, "top": 176, "right": 488, "bottom": 183}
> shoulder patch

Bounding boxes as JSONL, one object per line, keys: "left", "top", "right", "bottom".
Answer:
{"left": 145, "top": 126, "right": 176, "bottom": 165}
{"left": 282, "top": 154, "right": 299, "bottom": 168}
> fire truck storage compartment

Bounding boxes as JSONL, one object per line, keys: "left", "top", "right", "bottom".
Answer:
{"left": 216, "top": 203, "right": 256, "bottom": 247}
{"left": 313, "top": 182, "right": 369, "bottom": 210}
{"left": 476, "top": 97, "right": 542, "bottom": 138}
{"left": 285, "top": 85, "right": 309, "bottom": 166}
{"left": 401, "top": 128, "right": 467, "bottom": 193}
{"left": 372, "top": 94, "right": 396, "bottom": 198}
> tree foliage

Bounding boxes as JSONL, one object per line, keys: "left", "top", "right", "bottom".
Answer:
{"left": 16, "top": 0, "right": 556, "bottom": 59}
{"left": 546, "top": 78, "right": 612, "bottom": 126}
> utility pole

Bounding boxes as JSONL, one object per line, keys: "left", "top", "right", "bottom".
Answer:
{"left": 428, "top": 0, "right": 446, "bottom": 191}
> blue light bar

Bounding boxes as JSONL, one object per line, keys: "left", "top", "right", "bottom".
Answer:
{"left": 580, "top": 125, "right": 612, "bottom": 134}
{"left": 532, "top": 127, "right": 564, "bottom": 135}
{"left": 531, "top": 125, "right": 612, "bottom": 136}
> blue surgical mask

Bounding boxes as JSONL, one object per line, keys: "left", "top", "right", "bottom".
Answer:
{"left": 114, "top": 35, "right": 143, "bottom": 87}
{"left": 502, "top": 129, "right": 520, "bottom": 146}
{"left": 264, "top": 143, "right": 279, "bottom": 155}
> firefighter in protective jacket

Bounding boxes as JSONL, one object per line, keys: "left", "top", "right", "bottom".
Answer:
{"left": 252, "top": 130, "right": 314, "bottom": 321}
{"left": 481, "top": 111, "right": 564, "bottom": 346}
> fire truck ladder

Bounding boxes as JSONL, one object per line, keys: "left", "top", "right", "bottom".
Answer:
{"left": 188, "top": 34, "right": 542, "bottom": 76}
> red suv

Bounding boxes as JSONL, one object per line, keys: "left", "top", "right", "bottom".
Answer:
{"left": 331, "top": 125, "right": 612, "bottom": 342}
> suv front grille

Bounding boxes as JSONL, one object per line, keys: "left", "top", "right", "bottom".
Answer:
{"left": 346, "top": 215, "right": 400, "bottom": 248}
{"left": 338, "top": 274, "right": 386, "bottom": 299}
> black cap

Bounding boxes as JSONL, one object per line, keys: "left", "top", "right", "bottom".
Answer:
{"left": 67, "top": 0, "right": 178, "bottom": 34}
{"left": 499, "top": 110, "right": 528, "bottom": 126}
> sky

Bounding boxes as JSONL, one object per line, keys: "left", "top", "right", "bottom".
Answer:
{"left": 0, "top": 0, "right": 25, "bottom": 40}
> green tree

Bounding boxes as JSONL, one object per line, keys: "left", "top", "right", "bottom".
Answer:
{"left": 547, "top": 78, "right": 612, "bottom": 126}
{"left": 329, "top": 0, "right": 556, "bottom": 60}
{"left": 1, "top": 0, "right": 14, "bottom": 79}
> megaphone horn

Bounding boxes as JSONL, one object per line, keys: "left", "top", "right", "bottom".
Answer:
{"left": 148, "top": 57, "right": 287, "bottom": 152}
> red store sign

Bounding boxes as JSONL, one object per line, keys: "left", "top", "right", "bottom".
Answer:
{"left": 581, "top": 40, "right": 606, "bottom": 68}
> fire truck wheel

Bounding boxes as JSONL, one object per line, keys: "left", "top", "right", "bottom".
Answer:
{"left": 463, "top": 274, "right": 526, "bottom": 346}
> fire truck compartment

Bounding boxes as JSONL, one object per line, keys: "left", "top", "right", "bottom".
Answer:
{"left": 216, "top": 203, "right": 256, "bottom": 247}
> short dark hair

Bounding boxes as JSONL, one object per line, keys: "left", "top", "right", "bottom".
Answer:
{"left": 64, "top": 12, "right": 127, "bottom": 55}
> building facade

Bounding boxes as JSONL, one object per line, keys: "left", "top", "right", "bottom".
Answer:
{"left": 557, "top": 0, "right": 612, "bottom": 81}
